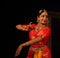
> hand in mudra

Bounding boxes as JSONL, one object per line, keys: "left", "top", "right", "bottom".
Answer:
{"left": 14, "top": 45, "right": 23, "bottom": 57}
{"left": 29, "top": 22, "right": 32, "bottom": 27}
{"left": 29, "top": 22, "right": 33, "bottom": 29}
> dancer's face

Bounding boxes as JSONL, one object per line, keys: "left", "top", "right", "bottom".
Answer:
{"left": 37, "top": 11, "right": 48, "bottom": 25}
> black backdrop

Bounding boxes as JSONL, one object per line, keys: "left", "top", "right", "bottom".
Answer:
{"left": 3, "top": 0, "right": 60, "bottom": 58}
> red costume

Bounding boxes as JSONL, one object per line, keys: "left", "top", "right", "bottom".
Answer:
{"left": 23, "top": 24, "right": 51, "bottom": 58}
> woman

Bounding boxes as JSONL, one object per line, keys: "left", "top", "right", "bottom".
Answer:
{"left": 15, "top": 9, "right": 51, "bottom": 58}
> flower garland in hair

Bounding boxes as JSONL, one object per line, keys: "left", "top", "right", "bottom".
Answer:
{"left": 39, "top": 10, "right": 42, "bottom": 13}
{"left": 39, "top": 9, "right": 47, "bottom": 13}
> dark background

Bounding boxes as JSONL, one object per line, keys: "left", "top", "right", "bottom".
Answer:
{"left": 3, "top": 0, "right": 60, "bottom": 58}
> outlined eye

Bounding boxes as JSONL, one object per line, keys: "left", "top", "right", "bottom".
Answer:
{"left": 41, "top": 15, "right": 44, "bottom": 17}
{"left": 46, "top": 16, "right": 48, "bottom": 18}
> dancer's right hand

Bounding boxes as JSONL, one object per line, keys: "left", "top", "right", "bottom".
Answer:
{"left": 14, "top": 45, "right": 23, "bottom": 57}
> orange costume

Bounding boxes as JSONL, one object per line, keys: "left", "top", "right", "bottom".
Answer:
{"left": 23, "top": 24, "right": 51, "bottom": 58}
